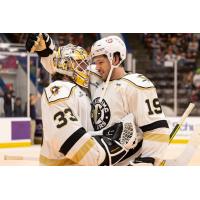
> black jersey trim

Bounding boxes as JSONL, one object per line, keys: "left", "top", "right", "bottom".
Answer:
{"left": 59, "top": 127, "right": 86, "bottom": 155}
{"left": 140, "top": 120, "right": 169, "bottom": 132}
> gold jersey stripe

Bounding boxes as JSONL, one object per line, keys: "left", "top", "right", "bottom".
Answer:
{"left": 144, "top": 133, "right": 169, "bottom": 143}
{"left": 71, "top": 138, "right": 95, "bottom": 163}
{"left": 39, "top": 139, "right": 95, "bottom": 166}
{"left": 39, "top": 155, "right": 78, "bottom": 166}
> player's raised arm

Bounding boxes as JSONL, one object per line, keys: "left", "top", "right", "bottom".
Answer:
{"left": 25, "top": 33, "right": 55, "bottom": 57}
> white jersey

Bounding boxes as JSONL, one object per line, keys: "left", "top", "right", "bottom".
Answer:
{"left": 40, "top": 80, "right": 106, "bottom": 165}
{"left": 91, "top": 73, "right": 169, "bottom": 165}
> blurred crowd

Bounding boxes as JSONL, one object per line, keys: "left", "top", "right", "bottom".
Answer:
{"left": 144, "top": 33, "right": 199, "bottom": 69}
{"left": 1, "top": 83, "right": 39, "bottom": 118}
{"left": 143, "top": 33, "right": 200, "bottom": 103}
{"left": 1, "top": 33, "right": 200, "bottom": 118}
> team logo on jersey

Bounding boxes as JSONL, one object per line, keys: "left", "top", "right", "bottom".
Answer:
{"left": 91, "top": 97, "right": 111, "bottom": 131}
{"left": 50, "top": 86, "right": 61, "bottom": 96}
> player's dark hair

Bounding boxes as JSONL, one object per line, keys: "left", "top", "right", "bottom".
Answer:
{"left": 51, "top": 73, "right": 65, "bottom": 81}
{"left": 101, "top": 53, "right": 124, "bottom": 66}
{"left": 113, "top": 52, "right": 124, "bottom": 66}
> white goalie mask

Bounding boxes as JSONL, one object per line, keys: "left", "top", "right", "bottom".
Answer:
{"left": 53, "top": 44, "right": 90, "bottom": 88}
{"left": 90, "top": 35, "right": 126, "bottom": 67}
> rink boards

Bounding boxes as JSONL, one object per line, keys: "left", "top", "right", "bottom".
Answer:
{"left": 0, "top": 117, "right": 31, "bottom": 148}
{"left": 167, "top": 117, "right": 200, "bottom": 144}
{"left": 0, "top": 117, "right": 200, "bottom": 147}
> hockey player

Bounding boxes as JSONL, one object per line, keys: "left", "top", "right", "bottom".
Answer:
{"left": 90, "top": 35, "right": 170, "bottom": 166}
{"left": 26, "top": 34, "right": 138, "bottom": 166}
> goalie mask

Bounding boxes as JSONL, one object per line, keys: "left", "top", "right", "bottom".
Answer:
{"left": 53, "top": 44, "right": 90, "bottom": 88}
{"left": 90, "top": 35, "right": 126, "bottom": 68}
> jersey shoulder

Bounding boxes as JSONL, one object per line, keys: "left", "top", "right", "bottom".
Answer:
{"left": 121, "top": 73, "right": 155, "bottom": 89}
{"left": 44, "top": 80, "right": 76, "bottom": 103}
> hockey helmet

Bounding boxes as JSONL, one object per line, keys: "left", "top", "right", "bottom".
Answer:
{"left": 90, "top": 35, "right": 126, "bottom": 67}
{"left": 53, "top": 44, "right": 90, "bottom": 88}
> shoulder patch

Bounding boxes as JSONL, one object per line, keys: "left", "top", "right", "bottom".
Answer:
{"left": 122, "top": 73, "right": 155, "bottom": 89}
{"left": 44, "top": 81, "right": 76, "bottom": 103}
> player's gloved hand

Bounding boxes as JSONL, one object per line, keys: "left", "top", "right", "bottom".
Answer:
{"left": 128, "top": 156, "right": 155, "bottom": 166}
{"left": 103, "top": 113, "right": 138, "bottom": 150}
{"left": 102, "top": 122, "right": 123, "bottom": 138}
{"left": 25, "top": 33, "right": 55, "bottom": 57}
{"left": 93, "top": 114, "right": 138, "bottom": 165}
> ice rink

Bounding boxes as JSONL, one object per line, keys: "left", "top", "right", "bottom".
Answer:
{"left": 0, "top": 145, "right": 40, "bottom": 166}
{"left": 0, "top": 143, "right": 200, "bottom": 166}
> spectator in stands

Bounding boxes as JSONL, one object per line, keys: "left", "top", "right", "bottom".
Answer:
{"left": 24, "top": 93, "right": 39, "bottom": 144}
{"left": 154, "top": 48, "right": 164, "bottom": 68}
{"left": 185, "top": 51, "right": 196, "bottom": 69}
{"left": 188, "top": 36, "right": 199, "bottom": 55}
{"left": 30, "top": 93, "right": 38, "bottom": 144}
{"left": 151, "top": 34, "right": 165, "bottom": 67}
{"left": 151, "top": 34, "right": 162, "bottom": 57}
{"left": 14, "top": 97, "right": 23, "bottom": 117}
{"left": 177, "top": 52, "right": 186, "bottom": 68}
{"left": 3, "top": 84, "right": 14, "bottom": 117}
{"left": 183, "top": 70, "right": 194, "bottom": 91}
{"left": 164, "top": 46, "right": 177, "bottom": 67}
{"left": 193, "top": 68, "right": 200, "bottom": 88}
{"left": 169, "top": 34, "right": 178, "bottom": 53}
{"left": 191, "top": 68, "right": 200, "bottom": 102}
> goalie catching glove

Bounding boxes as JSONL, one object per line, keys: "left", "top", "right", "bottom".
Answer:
{"left": 94, "top": 113, "right": 138, "bottom": 165}
{"left": 26, "top": 33, "right": 55, "bottom": 57}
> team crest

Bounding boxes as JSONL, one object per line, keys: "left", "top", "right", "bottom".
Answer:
{"left": 91, "top": 97, "right": 111, "bottom": 131}
{"left": 50, "top": 86, "right": 61, "bottom": 96}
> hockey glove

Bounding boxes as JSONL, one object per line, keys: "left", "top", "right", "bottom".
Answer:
{"left": 25, "top": 33, "right": 55, "bottom": 57}
{"left": 94, "top": 113, "right": 138, "bottom": 165}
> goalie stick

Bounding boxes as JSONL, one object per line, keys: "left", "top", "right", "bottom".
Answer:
{"left": 160, "top": 103, "right": 195, "bottom": 166}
